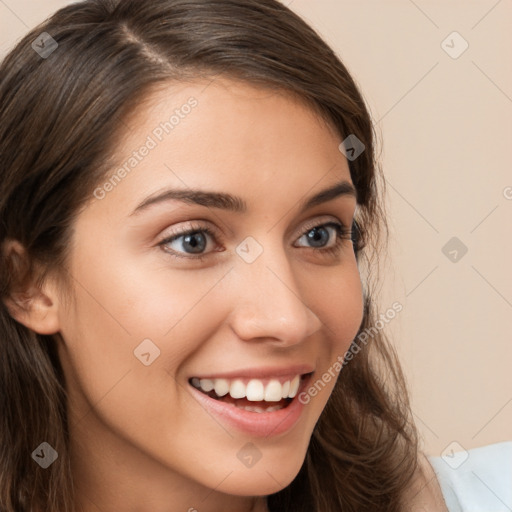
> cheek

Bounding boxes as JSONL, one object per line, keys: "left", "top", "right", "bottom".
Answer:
{"left": 311, "top": 260, "right": 364, "bottom": 352}
{"left": 304, "top": 262, "right": 364, "bottom": 403}
{"left": 60, "top": 257, "right": 240, "bottom": 424}
{"left": 58, "top": 256, "right": 238, "bottom": 474}
{"left": 66, "top": 244, "right": 230, "bottom": 348}
{"left": 58, "top": 246, "right": 230, "bottom": 414}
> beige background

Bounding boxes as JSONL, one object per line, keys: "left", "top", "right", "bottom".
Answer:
{"left": 1, "top": 0, "right": 511, "bottom": 458}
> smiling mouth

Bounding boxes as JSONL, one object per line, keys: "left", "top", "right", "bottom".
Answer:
{"left": 189, "top": 373, "right": 312, "bottom": 413}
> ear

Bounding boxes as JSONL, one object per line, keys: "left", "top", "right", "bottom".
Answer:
{"left": 2, "top": 239, "right": 61, "bottom": 335}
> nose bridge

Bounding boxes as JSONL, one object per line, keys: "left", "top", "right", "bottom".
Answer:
{"left": 229, "top": 235, "right": 323, "bottom": 344}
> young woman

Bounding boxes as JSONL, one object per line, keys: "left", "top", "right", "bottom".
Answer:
{"left": 0, "top": 1, "right": 448, "bottom": 510}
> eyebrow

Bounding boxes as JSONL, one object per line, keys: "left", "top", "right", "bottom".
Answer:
{"left": 129, "top": 180, "right": 357, "bottom": 217}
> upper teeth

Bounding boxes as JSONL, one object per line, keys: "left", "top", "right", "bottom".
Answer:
{"left": 191, "top": 375, "right": 301, "bottom": 401}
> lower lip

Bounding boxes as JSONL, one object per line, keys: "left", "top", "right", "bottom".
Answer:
{"left": 188, "top": 375, "right": 312, "bottom": 437}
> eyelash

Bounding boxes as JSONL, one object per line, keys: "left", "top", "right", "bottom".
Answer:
{"left": 157, "top": 220, "right": 355, "bottom": 261}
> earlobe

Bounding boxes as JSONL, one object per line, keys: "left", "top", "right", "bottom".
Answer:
{"left": 1, "top": 239, "right": 61, "bottom": 335}
{"left": 4, "top": 283, "right": 61, "bottom": 335}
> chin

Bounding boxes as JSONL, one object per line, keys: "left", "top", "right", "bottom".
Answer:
{"left": 202, "top": 447, "right": 307, "bottom": 497}
{"left": 224, "top": 463, "right": 303, "bottom": 496}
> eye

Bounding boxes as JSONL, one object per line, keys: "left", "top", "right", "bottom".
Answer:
{"left": 294, "top": 220, "right": 353, "bottom": 257}
{"left": 158, "top": 222, "right": 218, "bottom": 261}
{"left": 157, "top": 219, "right": 355, "bottom": 261}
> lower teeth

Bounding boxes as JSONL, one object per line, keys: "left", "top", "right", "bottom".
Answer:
{"left": 236, "top": 404, "right": 284, "bottom": 413}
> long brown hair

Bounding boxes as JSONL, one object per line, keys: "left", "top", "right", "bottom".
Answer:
{"left": 0, "top": 1, "right": 420, "bottom": 510}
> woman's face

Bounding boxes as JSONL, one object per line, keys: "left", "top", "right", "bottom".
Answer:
{"left": 54, "top": 77, "right": 364, "bottom": 505}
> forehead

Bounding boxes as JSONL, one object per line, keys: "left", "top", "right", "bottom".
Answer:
{"left": 115, "top": 76, "right": 343, "bottom": 161}
{"left": 90, "top": 77, "right": 353, "bottom": 219}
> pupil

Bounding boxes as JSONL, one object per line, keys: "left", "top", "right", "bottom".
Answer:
{"left": 308, "top": 227, "right": 328, "bottom": 247}
{"left": 184, "top": 232, "right": 206, "bottom": 253}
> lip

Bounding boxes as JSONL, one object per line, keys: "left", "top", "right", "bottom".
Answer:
{"left": 189, "top": 364, "right": 315, "bottom": 381}
{"left": 187, "top": 370, "right": 314, "bottom": 438}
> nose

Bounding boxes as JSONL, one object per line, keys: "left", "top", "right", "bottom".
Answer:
{"left": 228, "top": 241, "right": 323, "bottom": 346}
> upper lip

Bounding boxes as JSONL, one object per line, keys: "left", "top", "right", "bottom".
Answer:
{"left": 190, "top": 364, "right": 315, "bottom": 380}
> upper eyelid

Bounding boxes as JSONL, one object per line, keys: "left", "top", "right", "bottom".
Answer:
{"left": 160, "top": 214, "right": 349, "bottom": 242}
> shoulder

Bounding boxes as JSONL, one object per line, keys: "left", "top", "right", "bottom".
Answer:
{"left": 427, "top": 440, "right": 512, "bottom": 512}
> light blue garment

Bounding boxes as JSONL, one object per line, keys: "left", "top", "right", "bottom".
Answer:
{"left": 428, "top": 441, "right": 512, "bottom": 512}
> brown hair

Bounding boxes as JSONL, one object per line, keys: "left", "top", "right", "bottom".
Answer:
{"left": 0, "top": 1, "right": 420, "bottom": 510}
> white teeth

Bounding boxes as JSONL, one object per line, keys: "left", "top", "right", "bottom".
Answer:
{"left": 264, "top": 405, "right": 284, "bottom": 412}
{"left": 229, "top": 379, "right": 246, "bottom": 399}
{"left": 281, "top": 380, "right": 290, "bottom": 399}
{"left": 265, "top": 380, "right": 284, "bottom": 402}
{"left": 242, "top": 405, "right": 265, "bottom": 413}
{"left": 192, "top": 374, "right": 303, "bottom": 401}
{"left": 246, "top": 380, "right": 265, "bottom": 401}
{"left": 199, "top": 378, "right": 214, "bottom": 392}
{"left": 289, "top": 375, "right": 300, "bottom": 398}
{"left": 239, "top": 404, "right": 284, "bottom": 413}
{"left": 213, "top": 378, "right": 229, "bottom": 397}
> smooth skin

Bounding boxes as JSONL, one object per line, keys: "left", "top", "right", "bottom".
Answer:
{"left": 3, "top": 77, "right": 447, "bottom": 511}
